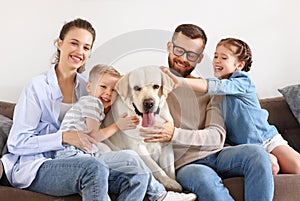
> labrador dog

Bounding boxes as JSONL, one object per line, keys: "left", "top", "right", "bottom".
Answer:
{"left": 101, "top": 66, "right": 182, "bottom": 191}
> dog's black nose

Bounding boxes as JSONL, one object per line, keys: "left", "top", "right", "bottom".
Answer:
{"left": 143, "top": 98, "right": 154, "bottom": 112}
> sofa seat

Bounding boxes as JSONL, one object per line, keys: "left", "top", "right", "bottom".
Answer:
{"left": 1, "top": 96, "right": 300, "bottom": 201}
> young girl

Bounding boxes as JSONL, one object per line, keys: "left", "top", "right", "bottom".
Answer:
{"left": 161, "top": 38, "right": 300, "bottom": 175}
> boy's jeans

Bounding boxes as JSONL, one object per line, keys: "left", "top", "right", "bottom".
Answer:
{"left": 27, "top": 150, "right": 165, "bottom": 201}
{"left": 176, "top": 144, "right": 274, "bottom": 201}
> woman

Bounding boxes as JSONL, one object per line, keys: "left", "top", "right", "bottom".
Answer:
{"left": 0, "top": 18, "right": 151, "bottom": 201}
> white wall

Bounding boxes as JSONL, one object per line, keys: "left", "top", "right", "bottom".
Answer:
{"left": 1, "top": 0, "right": 299, "bottom": 102}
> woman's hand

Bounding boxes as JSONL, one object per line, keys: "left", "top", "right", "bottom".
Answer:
{"left": 116, "top": 113, "right": 140, "bottom": 130}
{"left": 62, "top": 130, "right": 97, "bottom": 153}
{"left": 140, "top": 115, "right": 175, "bottom": 142}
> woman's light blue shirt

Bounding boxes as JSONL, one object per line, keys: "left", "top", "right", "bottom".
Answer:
{"left": 1, "top": 66, "right": 87, "bottom": 188}
{"left": 207, "top": 71, "right": 278, "bottom": 146}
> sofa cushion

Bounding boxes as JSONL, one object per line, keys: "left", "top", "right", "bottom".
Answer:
{"left": 280, "top": 128, "right": 300, "bottom": 153}
{"left": 278, "top": 84, "right": 300, "bottom": 124}
{"left": 0, "top": 114, "right": 12, "bottom": 157}
{"left": 0, "top": 186, "right": 81, "bottom": 201}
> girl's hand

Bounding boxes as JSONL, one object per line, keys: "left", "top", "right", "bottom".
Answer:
{"left": 160, "top": 66, "right": 183, "bottom": 88}
{"left": 62, "top": 130, "right": 97, "bottom": 153}
{"left": 116, "top": 113, "right": 140, "bottom": 130}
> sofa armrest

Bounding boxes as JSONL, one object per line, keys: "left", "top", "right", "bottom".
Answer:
{"left": 0, "top": 101, "right": 15, "bottom": 120}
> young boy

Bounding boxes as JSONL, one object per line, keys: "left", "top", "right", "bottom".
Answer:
{"left": 55, "top": 64, "right": 139, "bottom": 158}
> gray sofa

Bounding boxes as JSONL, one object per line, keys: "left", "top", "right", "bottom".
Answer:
{"left": 0, "top": 96, "right": 300, "bottom": 201}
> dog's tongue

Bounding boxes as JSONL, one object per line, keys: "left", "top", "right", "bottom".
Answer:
{"left": 142, "top": 113, "right": 155, "bottom": 127}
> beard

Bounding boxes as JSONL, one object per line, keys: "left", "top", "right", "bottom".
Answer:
{"left": 168, "top": 55, "right": 195, "bottom": 78}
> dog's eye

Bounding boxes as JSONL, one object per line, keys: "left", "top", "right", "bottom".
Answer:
{"left": 134, "top": 86, "right": 141, "bottom": 91}
{"left": 153, "top": 85, "right": 160, "bottom": 89}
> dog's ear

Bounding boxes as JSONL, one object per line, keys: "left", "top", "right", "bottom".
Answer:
{"left": 161, "top": 71, "right": 175, "bottom": 97}
{"left": 116, "top": 73, "right": 130, "bottom": 99}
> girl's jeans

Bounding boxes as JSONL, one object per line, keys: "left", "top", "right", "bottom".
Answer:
{"left": 27, "top": 150, "right": 165, "bottom": 201}
{"left": 176, "top": 144, "right": 274, "bottom": 201}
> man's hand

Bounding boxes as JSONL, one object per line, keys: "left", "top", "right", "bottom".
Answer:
{"left": 140, "top": 115, "right": 175, "bottom": 143}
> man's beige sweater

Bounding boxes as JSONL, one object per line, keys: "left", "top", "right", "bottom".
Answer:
{"left": 167, "top": 86, "right": 226, "bottom": 169}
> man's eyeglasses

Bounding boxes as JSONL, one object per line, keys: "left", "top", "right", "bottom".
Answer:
{"left": 171, "top": 42, "right": 202, "bottom": 62}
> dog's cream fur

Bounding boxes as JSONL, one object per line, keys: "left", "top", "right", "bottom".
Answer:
{"left": 101, "top": 66, "right": 182, "bottom": 191}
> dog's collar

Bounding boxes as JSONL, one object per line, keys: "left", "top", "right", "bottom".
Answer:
{"left": 133, "top": 103, "right": 160, "bottom": 116}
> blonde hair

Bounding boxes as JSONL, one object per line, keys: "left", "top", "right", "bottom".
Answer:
{"left": 88, "top": 64, "right": 121, "bottom": 83}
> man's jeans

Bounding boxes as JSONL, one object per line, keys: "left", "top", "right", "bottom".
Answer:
{"left": 176, "top": 144, "right": 274, "bottom": 201}
{"left": 27, "top": 150, "right": 165, "bottom": 201}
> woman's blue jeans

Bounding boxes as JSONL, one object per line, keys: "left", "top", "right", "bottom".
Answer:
{"left": 176, "top": 144, "right": 274, "bottom": 201}
{"left": 27, "top": 150, "right": 165, "bottom": 201}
